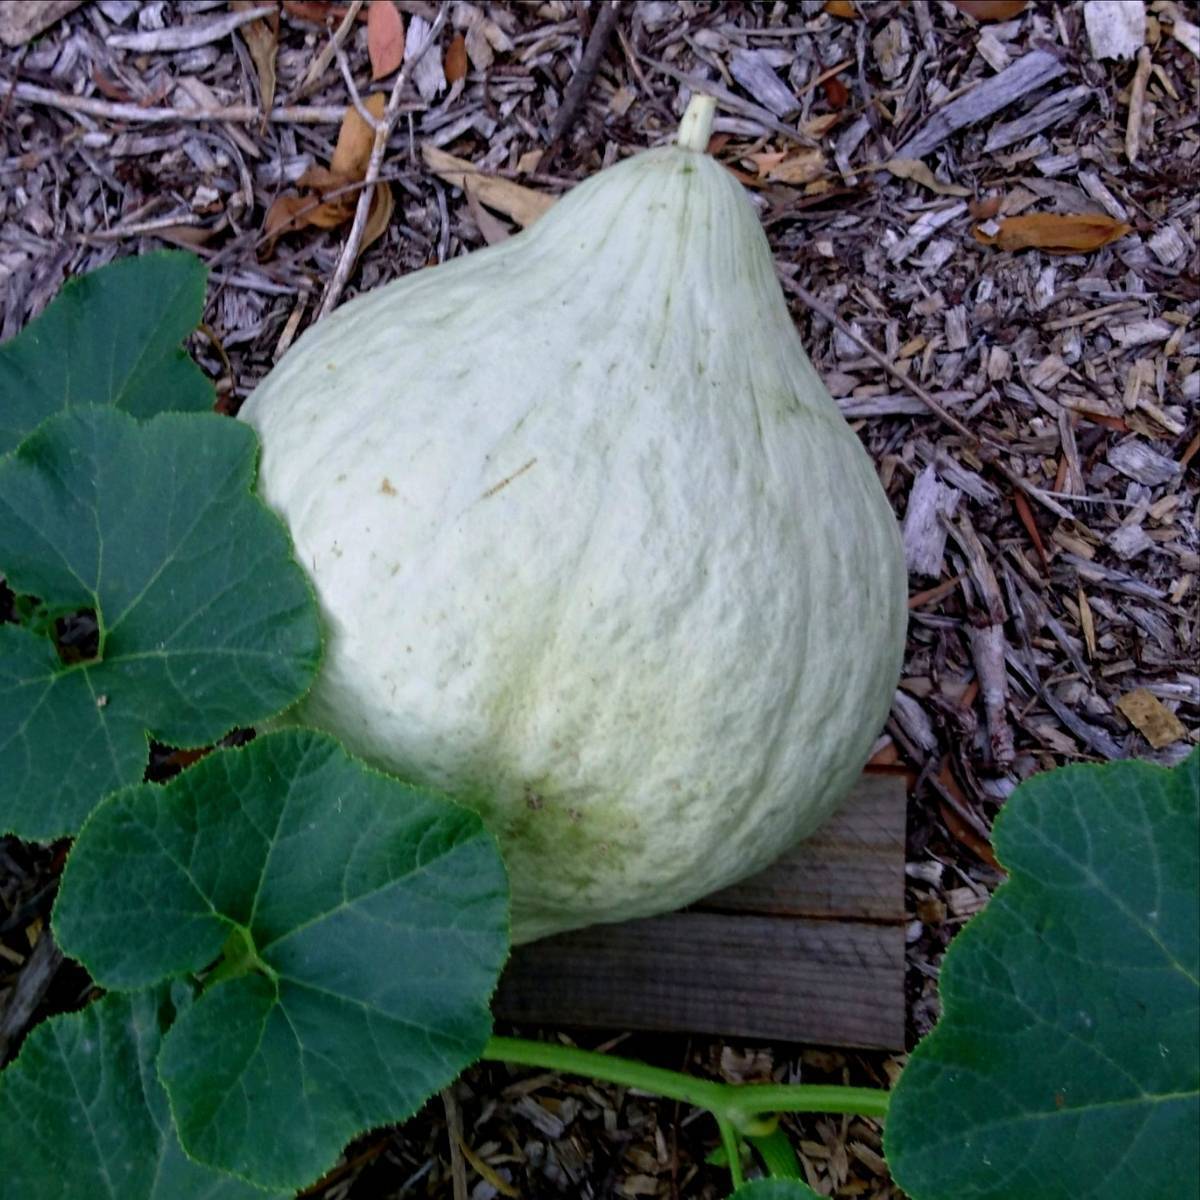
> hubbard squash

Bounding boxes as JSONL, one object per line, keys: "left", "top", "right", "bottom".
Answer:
{"left": 240, "top": 96, "right": 908, "bottom": 943}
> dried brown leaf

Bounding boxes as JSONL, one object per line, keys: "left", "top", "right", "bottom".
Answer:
{"left": 233, "top": 0, "right": 279, "bottom": 114}
{"left": 824, "top": 0, "right": 858, "bottom": 17}
{"left": 766, "top": 149, "right": 826, "bottom": 185}
{"left": 359, "top": 181, "right": 394, "bottom": 257}
{"left": 262, "top": 93, "right": 392, "bottom": 252}
{"left": 422, "top": 144, "right": 555, "bottom": 227}
{"left": 1116, "top": 689, "right": 1188, "bottom": 748}
{"left": 936, "top": 763, "right": 1001, "bottom": 871}
{"left": 444, "top": 31, "right": 468, "bottom": 83}
{"left": 949, "top": 0, "right": 1029, "bottom": 19}
{"left": 881, "top": 158, "right": 970, "bottom": 196}
{"left": 746, "top": 150, "right": 785, "bottom": 176}
{"left": 1012, "top": 490, "right": 1049, "bottom": 571}
{"left": 367, "top": 0, "right": 405, "bottom": 81}
{"left": 973, "top": 212, "right": 1132, "bottom": 253}
{"left": 802, "top": 112, "right": 843, "bottom": 137}
{"left": 296, "top": 164, "right": 345, "bottom": 191}
{"left": 969, "top": 194, "right": 1003, "bottom": 219}
{"left": 282, "top": 0, "right": 364, "bottom": 24}
{"left": 153, "top": 224, "right": 215, "bottom": 249}
{"left": 331, "top": 91, "right": 386, "bottom": 178}
{"left": 288, "top": 166, "right": 357, "bottom": 227}
{"left": 304, "top": 198, "right": 356, "bottom": 228}
{"left": 465, "top": 183, "right": 512, "bottom": 245}
{"left": 822, "top": 73, "right": 850, "bottom": 109}
{"left": 264, "top": 193, "right": 316, "bottom": 240}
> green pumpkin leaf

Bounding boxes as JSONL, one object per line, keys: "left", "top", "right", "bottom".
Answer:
{"left": 885, "top": 750, "right": 1199, "bottom": 1200}
{"left": 748, "top": 1127, "right": 804, "bottom": 1180}
{"left": 729, "top": 1181, "right": 821, "bottom": 1199}
{"left": 0, "top": 407, "right": 321, "bottom": 839}
{"left": 0, "top": 986, "right": 284, "bottom": 1200}
{"left": 54, "top": 729, "right": 510, "bottom": 1191}
{"left": 0, "top": 251, "right": 212, "bottom": 455}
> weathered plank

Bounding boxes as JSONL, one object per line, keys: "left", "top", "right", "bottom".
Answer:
{"left": 495, "top": 775, "right": 907, "bottom": 1049}
{"left": 703, "top": 773, "right": 906, "bottom": 921}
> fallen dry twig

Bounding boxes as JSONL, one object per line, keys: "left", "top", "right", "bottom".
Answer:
{"left": 12, "top": 81, "right": 358, "bottom": 125}
{"left": 318, "top": 3, "right": 447, "bottom": 317}
{"left": 783, "top": 277, "right": 979, "bottom": 443}
{"left": 545, "top": 0, "right": 621, "bottom": 154}
{"left": 295, "top": 0, "right": 365, "bottom": 99}
{"left": 107, "top": 5, "right": 275, "bottom": 52}
{"left": 785, "top": 278, "right": 1080, "bottom": 523}
{"left": 441, "top": 1088, "right": 468, "bottom": 1200}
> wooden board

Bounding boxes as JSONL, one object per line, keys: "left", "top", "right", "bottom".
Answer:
{"left": 494, "top": 775, "right": 907, "bottom": 1050}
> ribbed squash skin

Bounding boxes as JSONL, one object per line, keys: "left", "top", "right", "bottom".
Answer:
{"left": 240, "top": 137, "right": 907, "bottom": 944}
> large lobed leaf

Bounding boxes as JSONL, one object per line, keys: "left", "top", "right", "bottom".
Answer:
{"left": 886, "top": 750, "right": 1199, "bottom": 1200}
{"left": 0, "top": 406, "right": 321, "bottom": 839}
{"left": 0, "top": 986, "right": 284, "bottom": 1200}
{"left": 0, "top": 251, "right": 212, "bottom": 455}
{"left": 54, "top": 729, "right": 511, "bottom": 1191}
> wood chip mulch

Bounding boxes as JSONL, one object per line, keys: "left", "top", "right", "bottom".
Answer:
{"left": 1, "top": 1, "right": 1196, "bottom": 1197}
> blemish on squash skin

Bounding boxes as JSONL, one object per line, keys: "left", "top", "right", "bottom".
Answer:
{"left": 380, "top": 477, "right": 397, "bottom": 495}
{"left": 480, "top": 456, "right": 537, "bottom": 500}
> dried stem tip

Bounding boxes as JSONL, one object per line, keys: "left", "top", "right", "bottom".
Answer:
{"left": 676, "top": 94, "right": 717, "bottom": 153}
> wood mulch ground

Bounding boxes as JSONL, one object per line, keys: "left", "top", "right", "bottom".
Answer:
{"left": 1, "top": 1, "right": 1196, "bottom": 1196}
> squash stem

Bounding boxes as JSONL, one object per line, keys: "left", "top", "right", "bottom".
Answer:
{"left": 481, "top": 1035, "right": 888, "bottom": 1189}
{"left": 483, "top": 1035, "right": 888, "bottom": 1119}
{"left": 717, "top": 1114, "right": 748, "bottom": 1189}
{"left": 677, "top": 93, "right": 717, "bottom": 153}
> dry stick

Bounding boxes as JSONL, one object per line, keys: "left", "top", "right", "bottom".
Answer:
{"left": 781, "top": 277, "right": 1077, "bottom": 522}
{"left": 781, "top": 277, "right": 977, "bottom": 443}
{"left": 614, "top": 23, "right": 675, "bottom": 126}
{"left": 295, "top": 0, "right": 365, "bottom": 99}
{"left": 440, "top": 1089, "right": 469, "bottom": 1200}
{"left": 1125, "top": 46, "right": 1153, "bottom": 163}
{"left": 84, "top": 212, "right": 209, "bottom": 241}
{"left": 331, "top": 24, "right": 386, "bottom": 132}
{"left": 12, "top": 81, "right": 360, "bottom": 125}
{"left": 543, "top": 0, "right": 621, "bottom": 161}
{"left": 946, "top": 515, "right": 1016, "bottom": 770}
{"left": 318, "top": 3, "right": 448, "bottom": 317}
{"left": 106, "top": 4, "right": 275, "bottom": 51}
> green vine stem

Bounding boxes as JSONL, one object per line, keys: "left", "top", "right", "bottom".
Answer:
{"left": 482, "top": 1035, "right": 889, "bottom": 1131}
{"left": 717, "top": 1114, "right": 747, "bottom": 1190}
